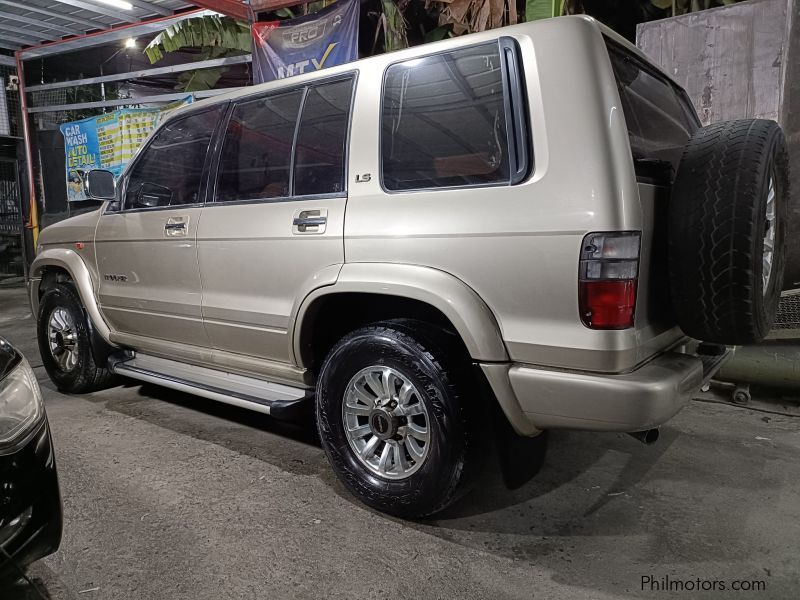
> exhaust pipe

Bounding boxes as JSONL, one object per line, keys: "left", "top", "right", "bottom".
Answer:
{"left": 628, "top": 429, "right": 659, "bottom": 445}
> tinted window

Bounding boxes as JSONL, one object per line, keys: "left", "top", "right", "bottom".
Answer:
{"left": 125, "top": 108, "right": 221, "bottom": 209}
{"left": 217, "top": 90, "right": 303, "bottom": 202}
{"left": 294, "top": 79, "right": 352, "bottom": 196}
{"left": 607, "top": 41, "right": 699, "bottom": 180}
{"left": 382, "top": 43, "right": 510, "bottom": 191}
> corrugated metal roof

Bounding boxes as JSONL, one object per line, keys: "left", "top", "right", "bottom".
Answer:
{"left": 0, "top": 0, "right": 197, "bottom": 53}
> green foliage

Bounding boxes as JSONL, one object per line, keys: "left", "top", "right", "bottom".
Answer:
{"left": 525, "top": 0, "right": 564, "bottom": 21}
{"left": 424, "top": 25, "right": 452, "bottom": 43}
{"left": 144, "top": 15, "right": 250, "bottom": 64}
{"left": 376, "top": 0, "right": 409, "bottom": 52}
{"left": 144, "top": 15, "right": 250, "bottom": 93}
{"left": 176, "top": 67, "right": 226, "bottom": 92}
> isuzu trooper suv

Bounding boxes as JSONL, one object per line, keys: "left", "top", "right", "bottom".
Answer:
{"left": 29, "top": 16, "right": 788, "bottom": 518}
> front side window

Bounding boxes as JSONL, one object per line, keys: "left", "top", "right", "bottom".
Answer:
{"left": 382, "top": 43, "right": 510, "bottom": 191}
{"left": 217, "top": 90, "right": 303, "bottom": 202}
{"left": 216, "top": 78, "right": 353, "bottom": 203}
{"left": 124, "top": 107, "right": 221, "bottom": 210}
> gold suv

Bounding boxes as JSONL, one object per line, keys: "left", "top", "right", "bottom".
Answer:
{"left": 29, "top": 17, "right": 787, "bottom": 517}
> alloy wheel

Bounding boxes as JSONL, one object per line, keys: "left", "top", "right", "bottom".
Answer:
{"left": 48, "top": 307, "right": 79, "bottom": 372}
{"left": 342, "top": 365, "right": 431, "bottom": 480}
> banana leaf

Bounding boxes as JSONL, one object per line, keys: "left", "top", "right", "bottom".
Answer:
{"left": 144, "top": 15, "right": 250, "bottom": 64}
{"left": 525, "top": 0, "right": 564, "bottom": 21}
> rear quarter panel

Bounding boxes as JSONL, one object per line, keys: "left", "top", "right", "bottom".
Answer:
{"left": 345, "top": 16, "right": 676, "bottom": 373}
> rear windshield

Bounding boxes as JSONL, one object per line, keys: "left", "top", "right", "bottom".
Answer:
{"left": 606, "top": 40, "right": 699, "bottom": 183}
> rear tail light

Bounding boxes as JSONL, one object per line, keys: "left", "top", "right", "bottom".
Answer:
{"left": 579, "top": 231, "right": 641, "bottom": 329}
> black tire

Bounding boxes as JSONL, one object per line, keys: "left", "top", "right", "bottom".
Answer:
{"left": 316, "top": 320, "right": 480, "bottom": 519}
{"left": 37, "top": 283, "right": 115, "bottom": 393}
{"left": 669, "top": 119, "right": 789, "bottom": 344}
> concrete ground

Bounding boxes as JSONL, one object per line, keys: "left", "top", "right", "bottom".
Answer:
{"left": 1, "top": 286, "right": 799, "bottom": 599}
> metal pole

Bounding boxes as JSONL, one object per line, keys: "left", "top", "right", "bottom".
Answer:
{"left": 100, "top": 64, "right": 106, "bottom": 111}
{"left": 13, "top": 158, "right": 28, "bottom": 280}
{"left": 14, "top": 50, "right": 38, "bottom": 251}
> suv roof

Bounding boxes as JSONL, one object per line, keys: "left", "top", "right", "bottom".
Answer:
{"left": 174, "top": 16, "right": 667, "bottom": 121}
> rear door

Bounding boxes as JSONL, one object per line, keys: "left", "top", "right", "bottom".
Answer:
{"left": 95, "top": 106, "right": 223, "bottom": 350}
{"left": 197, "top": 75, "right": 355, "bottom": 365}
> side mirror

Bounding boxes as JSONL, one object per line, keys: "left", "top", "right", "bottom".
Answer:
{"left": 84, "top": 169, "right": 116, "bottom": 200}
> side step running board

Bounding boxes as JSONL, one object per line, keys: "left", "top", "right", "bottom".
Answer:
{"left": 108, "top": 352, "right": 313, "bottom": 420}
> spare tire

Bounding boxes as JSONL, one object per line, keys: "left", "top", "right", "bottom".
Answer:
{"left": 668, "top": 119, "right": 788, "bottom": 345}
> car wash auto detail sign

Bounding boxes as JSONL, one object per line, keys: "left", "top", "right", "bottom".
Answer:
{"left": 59, "top": 98, "right": 191, "bottom": 202}
{"left": 251, "top": 0, "right": 359, "bottom": 83}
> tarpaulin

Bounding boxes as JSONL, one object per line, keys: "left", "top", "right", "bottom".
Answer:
{"left": 251, "top": 0, "right": 359, "bottom": 84}
{"left": 59, "top": 98, "right": 191, "bottom": 202}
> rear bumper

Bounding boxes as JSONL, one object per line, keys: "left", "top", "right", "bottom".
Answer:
{"left": 483, "top": 341, "right": 731, "bottom": 435}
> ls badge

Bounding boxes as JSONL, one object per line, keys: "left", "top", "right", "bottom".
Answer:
{"left": 355, "top": 173, "right": 371, "bottom": 183}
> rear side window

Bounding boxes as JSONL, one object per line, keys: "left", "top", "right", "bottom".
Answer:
{"left": 606, "top": 41, "right": 699, "bottom": 181}
{"left": 381, "top": 43, "right": 511, "bottom": 191}
{"left": 216, "top": 77, "right": 354, "bottom": 203}
{"left": 217, "top": 90, "right": 304, "bottom": 202}
{"left": 124, "top": 107, "right": 221, "bottom": 210}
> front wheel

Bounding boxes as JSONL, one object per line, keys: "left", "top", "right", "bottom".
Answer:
{"left": 316, "top": 321, "right": 478, "bottom": 518}
{"left": 37, "top": 283, "right": 114, "bottom": 393}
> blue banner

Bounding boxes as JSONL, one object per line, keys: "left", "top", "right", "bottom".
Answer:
{"left": 59, "top": 98, "right": 191, "bottom": 202}
{"left": 251, "top": 0, "right": 359, "bottom": 83}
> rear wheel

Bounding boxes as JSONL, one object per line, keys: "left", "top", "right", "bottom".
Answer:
{"left": 668, "top": 119, "right": 788, "bottom": 344}
{"left": 316, "top": 320, "right": 479, "bottom": 518}
{"left": 37, "top": 283, "right": 114, "bottom": 393}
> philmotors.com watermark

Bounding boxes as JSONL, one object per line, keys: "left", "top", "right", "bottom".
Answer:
{"left": 641, "top": 575, "right": 767, "bottom": 593}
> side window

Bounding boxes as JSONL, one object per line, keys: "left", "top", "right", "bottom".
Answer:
{"left": 293, "top": 79, "right": 353, "bottom": 196}
{"left": 606, "top": 41, "right": 699, "bottom": 180}
{"left": 124, "top": 107, "right": 221, "bottom": 210}
{"left": 216, "top": 90, "right": 303, "bottom": 202}
{"left": 381, "top": 43, "right": 510, "bottom": 191}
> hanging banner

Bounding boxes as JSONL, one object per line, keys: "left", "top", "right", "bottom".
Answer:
{"left": 251, "top": 0, "right": 359, "bottom": 84}
{"left": 59, "top": 97, "right": 192, "bottom": 202}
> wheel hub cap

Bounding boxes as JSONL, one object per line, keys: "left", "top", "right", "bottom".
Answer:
{"left": 342, "top": 366, "right": 431, "bottom": 480}
{"left": 369, "top": 408, "right": 398, "bottom": 440}
{"left": 48, "top": 307, "right": 79, "bottom": 372}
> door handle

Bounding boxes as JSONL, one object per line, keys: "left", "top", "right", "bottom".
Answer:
{"left": 292, "top": 217, "right": 327, "bottom": 227}
{"left": 292, "top": 209, "right": 328, "bottom": 234}
{"left": 164, "top": 216, "right": 189, "bottom": 237}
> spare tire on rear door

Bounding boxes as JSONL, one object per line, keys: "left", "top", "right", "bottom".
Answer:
{"left": 668, "top": 119, "right": 788, "bottom": 345}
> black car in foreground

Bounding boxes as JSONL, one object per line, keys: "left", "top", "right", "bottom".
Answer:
{"left": 0, "top": 336, "right": 62, "bottom": 583}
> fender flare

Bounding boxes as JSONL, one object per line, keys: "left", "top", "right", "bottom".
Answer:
{"left": 30, "top": 248, "right": 113, "bottom": 345}
{"left": 291, "top": 263, "right": 509, "bottom": 366}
